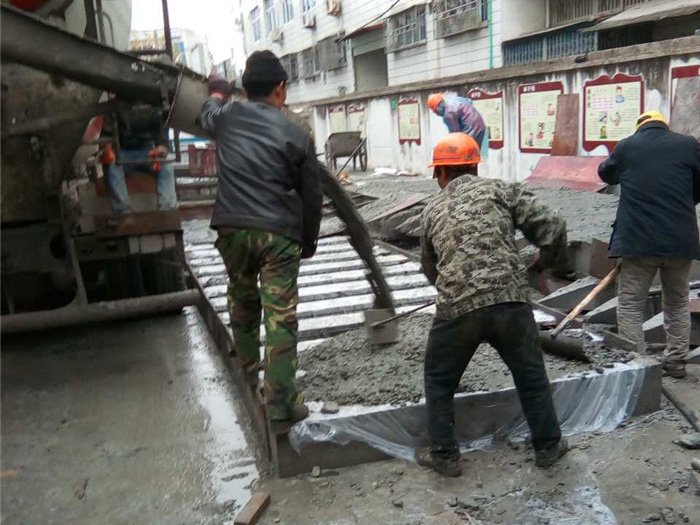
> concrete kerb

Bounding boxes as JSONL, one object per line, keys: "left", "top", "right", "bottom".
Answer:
{"left": 273, "top": 357, "right": 662, "bottom": 478}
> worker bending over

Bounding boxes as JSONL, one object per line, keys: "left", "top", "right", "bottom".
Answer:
{"left": 598, "top": 110, "right": 700, "bottom": 378}
{"left": 418, "top": 133, "right": 571, "bottom": 477}
{"left": 199, "top": 51, "right": 323, "bottom": 427}
{"left": 427, "top": 93, "right": 489, "bottom": 158}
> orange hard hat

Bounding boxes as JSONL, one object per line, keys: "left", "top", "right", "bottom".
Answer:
{"left": 427, "top": 93, "right": 444, "bottom": 113}
{"left": 429, "top": 132, "right": 481, "bottom": 167}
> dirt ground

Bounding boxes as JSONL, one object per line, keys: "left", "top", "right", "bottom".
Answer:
{"left": 258, "top": 369, "right": 700, "bottom": 525}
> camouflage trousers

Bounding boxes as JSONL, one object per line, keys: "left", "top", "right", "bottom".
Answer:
{"left": 215, "top": 229, "right": 303, "bottom": 420}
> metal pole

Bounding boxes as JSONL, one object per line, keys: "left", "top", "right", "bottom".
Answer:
{"left": 162, "top": 0, "right": 174, "bottom": 59}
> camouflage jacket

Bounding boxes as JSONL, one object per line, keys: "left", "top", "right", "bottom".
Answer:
{"left": 421, "top": 175, "right": 567, "bottom": 319}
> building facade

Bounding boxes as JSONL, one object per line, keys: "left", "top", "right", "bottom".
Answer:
{"left": 130, "top": 28, "right": 212, "bottom": 75}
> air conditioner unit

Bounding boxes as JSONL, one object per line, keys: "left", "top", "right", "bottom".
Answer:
{"left": 270, "top": 28, "right": 283, "bottom": 42}
{"left": 327, "top": 0, "right": 341, "bottom": 16}
{"left": 303, "top": 13, "right": 316, "bottom": 28}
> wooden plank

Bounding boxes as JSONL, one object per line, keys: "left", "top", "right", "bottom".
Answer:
{"left": 234, "top": 492, "right": 271, "bottom": 525}
{"left": 551, "top": 94, "right": 580, "bottom": 156}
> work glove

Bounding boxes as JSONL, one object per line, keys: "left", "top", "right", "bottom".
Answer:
{"left": 99, "top": 143, "right": 115, "bottom": 165}
{"left": 208, "top": 73, "right": 230, "bottom": 98}
{"left": 148, "top": 148, "right": 166, "bottom": 173}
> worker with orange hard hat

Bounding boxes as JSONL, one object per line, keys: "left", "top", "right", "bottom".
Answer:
{"left": 427, "top": 93, "right": 489, "bottom": 159}
{"left": 598, "top": 110, "right": 700, "bottom": 379}
{"left": 416, "top": 133, "right": 573, "bottom": 477}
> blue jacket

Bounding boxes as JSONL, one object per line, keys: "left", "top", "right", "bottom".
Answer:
{"left": 598, "top": 122, "right": 700, "bottom": 259}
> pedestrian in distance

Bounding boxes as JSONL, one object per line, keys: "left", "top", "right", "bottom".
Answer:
{"left": 199, "top": 50, "right": 323, "bottom": 429}
{"left": 427, "top": 93, "right": 490, "bottom": 159}
{"left": 417, "top": 132, "right": 572, "bottom": 477}
{"left": 598, "top": 110, "right": 700, "bottom": 378}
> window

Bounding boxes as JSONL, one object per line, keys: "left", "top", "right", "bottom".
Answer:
{"left": 319, "top": 36, "right": 347, "bottom": 70}
{"left": 281, "top": 54, "right": 299, "bottom": 81}
{"left": 264, "top": 0, "right": 277, "bottom": 33}
{"left": 281, "top": 0, "right": 294, "bottom": 23}
{"left": 388, "top": 6, "right": 427, "bottom": 51}
{"left": 250, "top": 7, "right": 261, "bottom": 41}
{"left": 302, "top": 47, "right": 319, "bottom": 78}
{"left": 302, "top": 0, "right": 316, "bottom": 14}
{"left": 433, "top": 0, "right": 488, "bottom": 39}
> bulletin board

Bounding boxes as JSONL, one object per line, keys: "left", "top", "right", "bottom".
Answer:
{"left": 468, "top": 88, "right": 504, "bottom": 149}
{"left": 329, "top": 105, "right": 347, "bottom": 133}
{"left": 583, "top": 73, "right": 644, "bottom": 151}
{"left": 346, "top": 102, "right": 366, "bottom": 137}
{"left": 670, "top": 64, "right": 700, "bottom": 118}
{"left": 398, "top": 97, "right": 421, "bottom": 144}
{"left": 518, "top": 82, "right": 563, "bottom": 153}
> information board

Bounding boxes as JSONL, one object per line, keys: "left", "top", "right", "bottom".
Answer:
{"left": 329, "top": 105, "right": 347, "bottom": 133}
{"left": 468, "top": 88, "right": 504, "bottom": 149}
{"left": 583, "top": 73, "right": 644, "bottom": 151}
{"left": 398, "top": 97, "right": 421, "bottom": 144}
{"left": 670, "top": 64, "right": 700, "bottom": 117}
{"left": 346, "top": 102, "right": 366, "bottom": 137}
{"left": 518, "top": 82, "right": 563, "bottom": 153}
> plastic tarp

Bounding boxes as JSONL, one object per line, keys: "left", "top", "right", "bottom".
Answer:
{"left": 290, "top": 361, "right": 650, "bottom": 462}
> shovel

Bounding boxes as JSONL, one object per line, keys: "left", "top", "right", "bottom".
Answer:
{"left": 365, "top": 301, "right": 435, "bottom": 345}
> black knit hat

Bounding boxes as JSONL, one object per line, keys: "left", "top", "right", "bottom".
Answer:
{"left": 242, "top": 50, "right": 288, "bottom": 87}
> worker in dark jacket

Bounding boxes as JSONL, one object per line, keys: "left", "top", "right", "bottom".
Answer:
{"left": 199, "top": 50, "right": 323, "bottom": 426}
{"left": 417, "top": 133, "right": 571, "bottom": 477}
{"left": 598, "top": 110, "right": 700, "bottom": 378}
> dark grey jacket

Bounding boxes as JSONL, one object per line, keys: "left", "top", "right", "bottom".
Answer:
{"left": 199, "top": 97, "right": 322, "bottom": 256}
{"left": 598, "top": 122, "right": 700, "bottom": 259}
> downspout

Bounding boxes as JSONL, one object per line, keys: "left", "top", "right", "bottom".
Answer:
{"left": 488, "top": 0, "right": 494, "bottom": 69}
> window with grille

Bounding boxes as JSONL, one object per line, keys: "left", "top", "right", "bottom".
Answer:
{"left": 549, "top": 0, "right": 652, "bottom": 28}
{"left": 388, "top": 6, "right": 427, "bottom": 51}
{"left": 302, "top": 0, "right": 316, "bottom": 14}
{"left": 250, "top": 7, "right": 261, "bottom": 41}
{"left": 264, "top": 0, "right": 277, "bottom": 33}
{"left": 433, "top": 0, "right": 488, "bottom": 39}
{"left": 281, "top": 0, "right": 294, "bottom": 23}
{"left": 302, "top": 48, "right": 319, "bottom": 78}
{"left": 319, "top": 36, "right": 347, "bottom": 70}
{"left": 281, "top": 54, "right": 299, "bottom": 81}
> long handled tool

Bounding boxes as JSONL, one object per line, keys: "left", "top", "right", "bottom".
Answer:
{"left": 365, "top": 301, "right": 435, "bottom": 345}
{"left": 550, "top": 264, "right": 620, "bottom": 339}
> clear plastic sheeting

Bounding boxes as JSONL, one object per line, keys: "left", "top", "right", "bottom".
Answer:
{"left": 290, "top": 361, "right": 651, "bottom": 462}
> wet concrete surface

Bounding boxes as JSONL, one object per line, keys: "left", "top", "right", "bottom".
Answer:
{"left": 298, "top": 313, "right": 629, "bottom": 407}
{"left": 1, "top": 308, "right": 259, "bottom": 524}
{"left": 259, "top": 394, "right": 699, "bottom": 524}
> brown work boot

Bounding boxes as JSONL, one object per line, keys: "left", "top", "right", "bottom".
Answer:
{"left": 415, "top": 447, "right": 462, "bottom": 477}
{"left": 535, "top": 438, "right": 569, "bottom": 469}
{"left": 662, "top": 362, "right": 687, "bottom": 379}
{"left": 269, "top": 404, "right": 309, "bottom": 435}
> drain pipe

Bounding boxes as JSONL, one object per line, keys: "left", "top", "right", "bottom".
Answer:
{"left": 488, "top": 0, "right": 494, "bottom": 69}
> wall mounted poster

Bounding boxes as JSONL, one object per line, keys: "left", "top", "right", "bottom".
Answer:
{"left": 670, "top": 64, "right": 700, "bottom": 117}
{"left": 583, "top": 73, "right": 644, "bottom": 151}
{"left": 518, "top": 82, "right": 563, "bottom": 153}
{"left": 329, "top": 105, "right": 347, "bottom": 133}
{"left": 346, "top": 102, "right": 366, "bottom": 137}
{"left": 467, "top": 88, "right": 504, "bottom": 149}
{"left": 398, "top": 97, "right": 421, "bottom": 144}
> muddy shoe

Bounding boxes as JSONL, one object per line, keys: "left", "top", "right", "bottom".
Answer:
{"left": 415, "top": 447, "right": 462, "bottom": 477}
{"left": 535, "top": 438, "right": 569, "bottom": 469}
{"left": 662, "top": 362, "right": 687, "bottom": 379}
{"left": 269, "top": 404, "right": 309, "bottom": 435}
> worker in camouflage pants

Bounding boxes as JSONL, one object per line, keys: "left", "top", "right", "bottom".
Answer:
{"left": 216, "top": 231, "right": 302, "bottom": 419}
{"left": 200, "top": 51, "right": 322, "bottom": 427}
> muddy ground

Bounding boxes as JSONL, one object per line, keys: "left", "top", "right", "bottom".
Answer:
{"left": 258, "top": 380, "right": 700, "bottom": 524}
{"left": 298, "top": 313, "right": 630, "bottom": 406}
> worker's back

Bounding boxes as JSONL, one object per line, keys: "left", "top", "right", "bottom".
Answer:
{"left": 599, "top": 122, "right": 700, "bottom": 259}
{"left": 421, "top": 175, "right": 564, "bottom": 319}
{"left": 207, "top": 99, "right": 314, "bottom": 244}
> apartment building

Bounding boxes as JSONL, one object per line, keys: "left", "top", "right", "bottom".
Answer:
{"left": 238, "top": 0, "right": 699, "bottom": 105}
{"left": 239, "top": 0, "right": 504, "bottom": 104}
{"left": 130, "top": 28, "right": 212, "bottom": 75}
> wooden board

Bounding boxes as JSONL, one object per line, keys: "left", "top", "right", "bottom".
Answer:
{"left": 551, "top": 94, "right": 580, "bottom": 156}
{"left": 234, "top": 492, "right": 271, "bottom": 525}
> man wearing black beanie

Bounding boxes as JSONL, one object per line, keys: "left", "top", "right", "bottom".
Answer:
{"left": 199, "top": 50, "right": 322, "bottom": 429}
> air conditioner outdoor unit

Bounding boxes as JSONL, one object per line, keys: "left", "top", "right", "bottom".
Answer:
{"left": 303, "top": 14, "right": 316, "bottom": 28}
{"left": 327, "top": 0, "right": 341, "bottom": 16}
{"left": 270, "top": 28, "right": 283, "bottom": 42}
